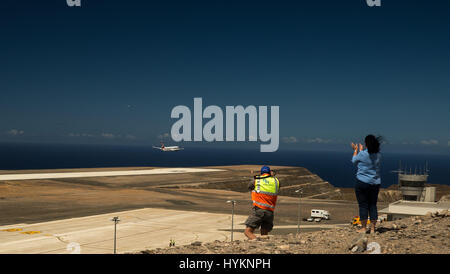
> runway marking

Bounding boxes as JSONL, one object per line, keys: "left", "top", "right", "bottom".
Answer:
{"left": 1, "top": 228, "right": 23, "bottom": 232}
{"left": 20, "top": 231, "right": 41, "bottom": 235}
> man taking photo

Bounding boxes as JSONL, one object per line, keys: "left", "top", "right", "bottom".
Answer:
{"left": 244, "top": 165, "right": 280, "bottom": 240}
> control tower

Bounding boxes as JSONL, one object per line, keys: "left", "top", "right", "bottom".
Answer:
{"left": 396, "top": 162, "right": 436, "bottom": 202}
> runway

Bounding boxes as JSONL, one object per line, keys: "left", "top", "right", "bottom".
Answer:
{"left": 0, "top": 168, "right": 223, "bottom": 181}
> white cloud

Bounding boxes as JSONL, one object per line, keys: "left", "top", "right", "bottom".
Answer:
{"left": 6, "top": 129, "right": 24, "bottom": 136}
{"left": 68, "top": 133, "right": 93, "bottom": 137}
{"left": 420, "top": 139, "right": 439, "bottom": 145}
{"left": 306, "top": 137, "right": 331, "bottom": 144}
{"left": 68, "top": 132, "right": 135, "bottom": 140}
{"left": 282, "top": 136, "right": 298, "bottom": 143}
{"left": 101, "top": 133, "right": 115, "bottom": 139}
{"left": 282, "top": 136, "right": 335, "bottom": 144}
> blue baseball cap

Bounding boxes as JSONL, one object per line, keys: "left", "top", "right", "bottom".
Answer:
{"left": 261, "top": 166, "right": 271, "bottom": 174}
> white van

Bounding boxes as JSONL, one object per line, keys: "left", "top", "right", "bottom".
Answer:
{"left": 311, "top": 209, "right": 330, "bottom": 220}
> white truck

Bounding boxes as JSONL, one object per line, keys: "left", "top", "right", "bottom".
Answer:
{"left": 310, "top": 209, "right": 330, "bottom": 222}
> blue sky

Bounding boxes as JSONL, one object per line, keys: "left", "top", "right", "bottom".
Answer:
{"left": 0, "top": 0, "right": 449, "bottom": 153}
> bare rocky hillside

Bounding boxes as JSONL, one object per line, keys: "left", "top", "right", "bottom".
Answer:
{"left": 141, "top": 210, "right": 449, "bottom": 254}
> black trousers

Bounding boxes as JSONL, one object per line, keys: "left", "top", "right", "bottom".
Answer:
{"left": 354, "top": 180, "right": 380, "bottom": 221}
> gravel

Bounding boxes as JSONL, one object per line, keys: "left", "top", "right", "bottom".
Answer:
{"left": 140, "top": 210, "right": 449, "bottom": 254}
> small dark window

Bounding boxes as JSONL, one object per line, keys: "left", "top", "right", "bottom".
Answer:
{"left": 403, "top": 195, "right": 417, "bottom": 201}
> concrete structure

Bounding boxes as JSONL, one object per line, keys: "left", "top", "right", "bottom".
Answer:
{"left": 396, "top": 164, "right": 436, "bottom": 202}
{"left": 424, "top": 187, "right": 436, "bottom": 202}
{"left": 379, "top": 200, "right": 450, "bottom": 221}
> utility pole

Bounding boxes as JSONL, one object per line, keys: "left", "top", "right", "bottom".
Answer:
{"left": 295, "top": 189, "right": 302, "bottom": 236}
{"left": 111, "top": 216, "right": 120, "bottom": 254}
{"left": 227, "top": 200, "right": 236, "bottom": 242}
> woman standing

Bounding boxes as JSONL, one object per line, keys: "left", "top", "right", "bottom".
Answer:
{"left": 351, "top": 135, "right": 382, "bottom": 234}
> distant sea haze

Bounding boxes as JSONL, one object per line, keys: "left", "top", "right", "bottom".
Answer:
{"left": 0, "top": 143, "right": 449, "bottom": 188}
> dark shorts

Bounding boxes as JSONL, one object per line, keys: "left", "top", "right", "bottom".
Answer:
{"left": 245, "top": 206, "right": 274, "bottom": 231}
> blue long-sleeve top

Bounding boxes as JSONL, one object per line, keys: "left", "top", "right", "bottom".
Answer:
{"left": 351, "top": 149, "right": 381, "bottom": 185}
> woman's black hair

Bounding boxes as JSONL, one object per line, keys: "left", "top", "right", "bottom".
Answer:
{"left": 365, "top": 134, "right": 382, "bottom": 154}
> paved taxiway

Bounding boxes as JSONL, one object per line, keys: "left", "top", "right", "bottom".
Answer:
{"left": 0, "top": 208, "right": 247, "bottom": 254}
{"left": 0, "top": 207, "right": 348, "bottom": 254}
{"left": 0, "top": 168, "right": 223, "bottom": 181}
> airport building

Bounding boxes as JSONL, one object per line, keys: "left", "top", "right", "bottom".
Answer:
{"left": 379, "top": 165, "right": 449, "bottom": 221}
{"left": 398, "top": 173, "right": 435, "bottom": 202}
{"left": 379, "top": 200, "right": 450, "bottom": 221}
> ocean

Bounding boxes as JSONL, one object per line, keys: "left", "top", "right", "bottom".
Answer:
{"left": 1, "top": 142, "right": 449, "bottom": 188}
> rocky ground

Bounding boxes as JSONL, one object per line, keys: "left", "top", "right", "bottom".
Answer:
{"left": 141, "top": 210, "right": 449, "bottom": 254}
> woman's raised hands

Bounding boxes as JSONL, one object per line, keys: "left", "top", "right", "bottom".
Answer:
{"left": 351, "top": 143, "right": 364, "bottom": 150}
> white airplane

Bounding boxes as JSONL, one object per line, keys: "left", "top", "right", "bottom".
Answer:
{"left": 153, "top": 142, "right": 184, "bottom": 152}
